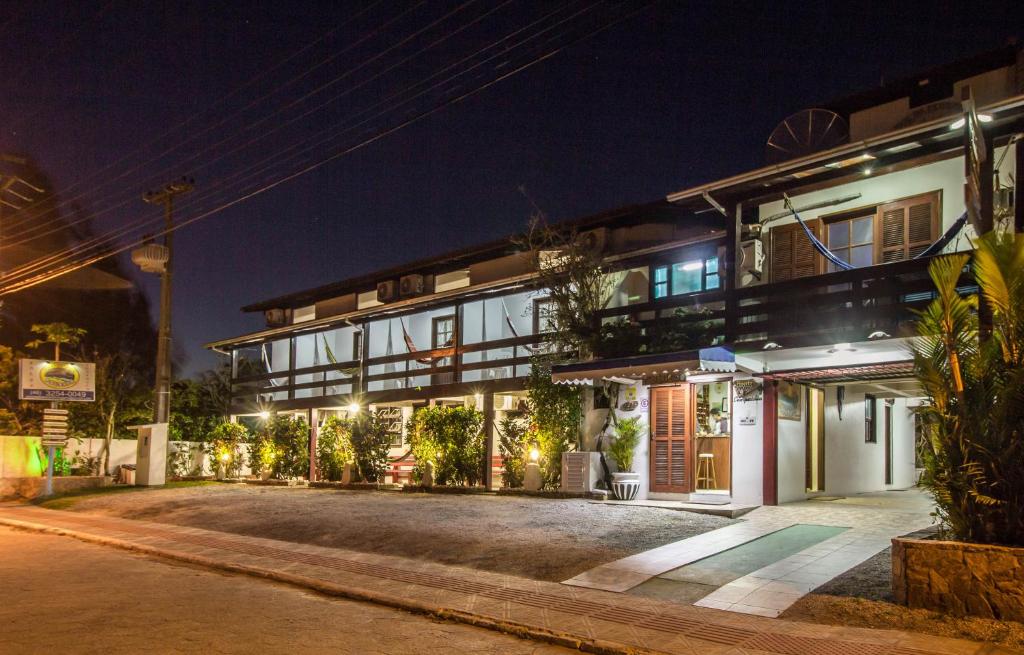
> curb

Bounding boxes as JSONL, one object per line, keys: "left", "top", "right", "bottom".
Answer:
{"left": 0, "top": 516, "right": 655, "bottom": 655}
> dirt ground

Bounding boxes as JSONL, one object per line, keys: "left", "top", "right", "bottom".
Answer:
{"left": 782, "top": 527, "right": 1024, "bottom": 650}
{"left": 0, "top": 526, "right": 573, "bottom": 655}
{"left": 45, "top": 483, "right": 735, "bottom": 581}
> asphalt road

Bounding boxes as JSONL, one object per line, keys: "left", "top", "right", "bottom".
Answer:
{"left": 0, "top": 526, "right": 572, "bottom": 654}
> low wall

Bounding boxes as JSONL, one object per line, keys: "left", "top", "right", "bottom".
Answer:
{"left": 1, "top": 475, "right": 112, "bottom": 501}
{"left": 893, "top": 537, "right": 1024, "bottom": 622}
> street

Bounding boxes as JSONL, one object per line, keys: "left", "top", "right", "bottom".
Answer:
{"left": 0, "top": 526, "right": 571, "bottom": 654}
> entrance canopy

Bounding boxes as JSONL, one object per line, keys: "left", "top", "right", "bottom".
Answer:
{"left": 551, "top": 347, "right": 735, "bottom": 386}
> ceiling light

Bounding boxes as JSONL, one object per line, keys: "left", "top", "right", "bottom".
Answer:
{"left": 950, "top": 114, "right": 992, "bottom": 130}
{"left": 681, "top": 261, "right": 703, "bottom": 271}
{"left": 762, "top": 341, "right": 782, "bottom": 350}
{"left": 950, "top": 118, "right": 966, "bottom": 130}
{"left": 867, "top": 330, "right": 891, "bottom": 340}
{"left": 979, "top": 114, "right": 993, "bottom": 123}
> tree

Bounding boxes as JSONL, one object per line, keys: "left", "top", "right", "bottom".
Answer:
{"left": 68, "top": 349, "right": 150, "bottom": 475}
{"left": 515, "top": 214, "right": 613, "bottom": 358}
{"left": 526, "top": 357, "right": 582, "bottom": 487}
{"left": 25, "top": 322, "right": 87, "bottom": 360}
{"left": 169, "top": 364, "right": 231, "bottom": 442}
{"left": 913, "top": 231, "right": 1024, "bottom": 546}
{"left": 0, "top": 345, "right": 40, "bottom": 433}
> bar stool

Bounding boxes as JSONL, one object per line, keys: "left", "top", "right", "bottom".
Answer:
{"left": 696, "top": 453, "right": 717, "bottom": 490}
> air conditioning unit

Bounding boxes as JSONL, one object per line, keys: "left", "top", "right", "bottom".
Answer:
{"left": 739, "top": 239, "right": 764, "bottom": 279}
{"left": 399, "top": 274, "right": 425, "bottom": 297}
{"left": 377, "top": 280, "right": 397, "bottom": 303}
{"left": 580, "top": 227, "right": 608, "bottom": 254}
{"left": 264, "top": 308, "right": 287, "bottom": 327}
{"left": 561, "top": 451, "right": 605, "bottom": 493}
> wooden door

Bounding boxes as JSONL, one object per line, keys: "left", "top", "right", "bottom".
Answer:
{"left": 649, "top": 385, "right": 690, "bottom": 493}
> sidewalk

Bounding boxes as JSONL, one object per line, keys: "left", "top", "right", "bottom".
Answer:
{"left": 0, "top": 504, "right": 1010, "bottom": 655}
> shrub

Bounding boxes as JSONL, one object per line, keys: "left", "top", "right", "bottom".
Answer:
{"left": 251, "top": 415, "right": 309, "bottom": 479}
{"left": 206, "top": 422, "right": 248, "bottom": 478}
{"left": 350, "top": 413, "right": 391, "bottom": 482}
{"left": 526, "top": 358, "right": 582, "bottom": 487}
{"left": 913, "top": 232, "right": 1024, "bottom": 546}
{"left": 497, "top": 413, "right": 530, "bottom": 488}
{"left": 408, "top": 405, "right": 485, "bottom": 486}
{"left": 316, "top": 416, "right": 353, "bottom": 481}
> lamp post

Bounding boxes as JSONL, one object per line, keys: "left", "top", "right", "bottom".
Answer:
{"left": 135, "top": 177, "right": 193, "bottom": 424}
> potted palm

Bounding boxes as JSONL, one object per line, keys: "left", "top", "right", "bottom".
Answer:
{"left": 607, "top": 416, "right": 643, "bottom": 500}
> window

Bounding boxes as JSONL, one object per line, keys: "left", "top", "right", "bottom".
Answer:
{"left": 826, "top": 214, "right": 874, "bottom": 271}
{"left": 864, "top": 394, "right": 877, "bottom": 443}
{"left": 770, "top": 190, "right": 939, "bottom": 282}
{"left": 432, "top": 315, "right": 455, "bottom": 349}
{"left": 655, "top": 256, "right": 720, "bottom": 298}
{"left": 533, "top": 298, "right": 555, "bottom": 334}
{"left": 653, "top": 266, "right": 668, "bottom": 299}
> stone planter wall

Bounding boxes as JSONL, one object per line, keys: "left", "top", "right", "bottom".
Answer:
{"left": 893, "top": 537, "right": 1024, "bottom": 622}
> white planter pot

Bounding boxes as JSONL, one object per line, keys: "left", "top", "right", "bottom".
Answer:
{"left": 611, "top": 471, "right": 640, "bottom": 501}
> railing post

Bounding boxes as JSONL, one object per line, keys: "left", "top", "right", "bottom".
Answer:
{"left": 724, "top": 203, "right": 740, "bottom": 343}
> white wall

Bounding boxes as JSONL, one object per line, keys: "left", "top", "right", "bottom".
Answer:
{"left": 582, "top": 382, "right": 650, "bottom": 499}
{"left": 731, "top": 376, "right": 764, "bottom": 506}
{"left": 776, "top": 385, "right": 808, "bottom": 504}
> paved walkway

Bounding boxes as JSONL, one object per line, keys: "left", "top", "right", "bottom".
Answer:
{"left": 565, "top": 491, "right": 936, "bottom": 618}
{"left": 0, "top": 502, "right": 1007, "bottom": 655}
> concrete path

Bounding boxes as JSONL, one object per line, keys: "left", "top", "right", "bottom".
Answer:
{"left": 0, "top": 502, "right": 1007, "bottom": 655}
{"left": 565, "top": 490, "right": 936, "bottom": 618}
{"left": 0, "top": 526, "right": 572, "bottom": 655}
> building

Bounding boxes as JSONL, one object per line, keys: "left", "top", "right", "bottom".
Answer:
{"left": 208, "top": 45, "right": 1024, "bottom": 502}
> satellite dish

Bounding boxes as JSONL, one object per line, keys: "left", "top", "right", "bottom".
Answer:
{"left": 766, "top": 108, "right": 849, "bottom": 163}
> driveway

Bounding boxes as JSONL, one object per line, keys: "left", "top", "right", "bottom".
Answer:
{"left": 42, "top": 483, "right": 735, "bottom": 581}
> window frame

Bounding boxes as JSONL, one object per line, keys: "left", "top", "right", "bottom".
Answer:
{"left": 650, "top": 251, "right": 721, "bottom": 300}
{"left": 864, "top": 393, "right": 877, "bottom": 443}
{"left": 532, "top": 297, "right": 555, "bottom": 335}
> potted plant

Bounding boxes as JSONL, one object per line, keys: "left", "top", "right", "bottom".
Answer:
{"left": 607, "top": 416, "right": 643, "bottom": 500}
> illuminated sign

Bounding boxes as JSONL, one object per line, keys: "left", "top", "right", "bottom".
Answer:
{"left": 18, "top": 359, "right": 96, "bottom": 402}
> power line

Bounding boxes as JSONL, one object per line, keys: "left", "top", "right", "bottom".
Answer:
{"left": 1, "top": 1, "right": 592, "bottom": 280}
{"left": 1, "top": 2, "right": 650, "bottom": 294}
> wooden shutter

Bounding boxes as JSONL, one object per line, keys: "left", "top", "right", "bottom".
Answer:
{"left": 877, "top": 192, "right": 939, "bottom": 262}
{"left": 770, "top": 219, "right": 820, "bottom": 282}
{"left": 650, "top": 385, "right": 690, "bottom": 492}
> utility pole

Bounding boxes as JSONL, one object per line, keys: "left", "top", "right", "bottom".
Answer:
{"left": 140, "top": 177, "right": 193, "bottom": 424}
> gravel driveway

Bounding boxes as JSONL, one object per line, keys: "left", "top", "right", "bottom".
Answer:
{"left": 50, "top": 484, "right": 734, "bottom": 581}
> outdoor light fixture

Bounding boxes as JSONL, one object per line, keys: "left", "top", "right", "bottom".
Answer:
{"left": 828, "top": 342, "right": 856, "bottom": 353}
{"left": 257, "top": 411, "right": 271, "bottom": 420}
{"left": 528, "top": 447, "right": 540, "bottom": 463}
{"left": 950, "top": 114, "right": 992, "bottom": 129}
{"left": 220, "top": 452, "right": 230, "bottom": 462}
{"left": 347, "top": 402, "right": 360, "bottom": 414}
{"left": 867, "top": 330, "right": 891, "bottom": 340}
{"left": 680, "top": 261, "right": 703, "bottom": 271}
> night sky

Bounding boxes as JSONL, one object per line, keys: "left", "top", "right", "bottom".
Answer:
{"left": 1, "top": 1, "right": 1019, "bottom": 376}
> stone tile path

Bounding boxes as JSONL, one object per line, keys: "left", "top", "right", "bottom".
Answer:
{"left": 567, "top": 491, "right": 936, "bottom": 618}
{"left": 0, "top": 502, "right": 1004, "bottom": 655}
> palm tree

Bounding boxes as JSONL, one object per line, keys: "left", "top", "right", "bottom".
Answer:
{"left": 913, "top": 231, "right": 1024, "bottom": 546}
{"left": 25, "top": 322, "right": 87, "bottom": 361}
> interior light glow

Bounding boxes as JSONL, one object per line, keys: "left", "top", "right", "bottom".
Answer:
{"left": 681, "top": 261, "right": 703, "bottom": 271}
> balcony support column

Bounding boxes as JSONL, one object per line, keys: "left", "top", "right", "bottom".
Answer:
{"left": 762, "top": 379, "right": 778, "bottom": 506}
{"left": 482, "top": 391, "right": 495, "bottom": 490}
{"left": 724, "top": 202, "right": 740, "bottom": 344}
{"left": 1016, "top": 140, "right": 1024, "bottom": 233}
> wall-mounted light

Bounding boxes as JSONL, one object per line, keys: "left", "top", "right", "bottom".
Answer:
{"left": 950, "top": 114, "right": 992, "bottom": 130}
{"left": 347, "top": 402, "right": 360, "bottom": 414}
{"left": 257, "top": 411, "right": 271, "bottom": 420}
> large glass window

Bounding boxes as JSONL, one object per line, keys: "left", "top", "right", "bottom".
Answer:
{"left": 827, "top": 215, "right": 874, "bottom": 271}
{"left": 656, "top": 256, "right": 720, "bottom": 298}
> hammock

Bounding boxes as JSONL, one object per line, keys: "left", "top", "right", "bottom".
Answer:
{"left": 400, "top": 317, "right": 455, "bottom": 365}
{"left": 784, "top": 196, "right": 970, "bottom": 270}
{"left": 260, "top": 343, "right": 281, "bottom": 386}
{"left": 321, "top": 335, "right": 360, "bottom": 376}
{"left": 501, "top": 298, "right": 544, "bottom": 354}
